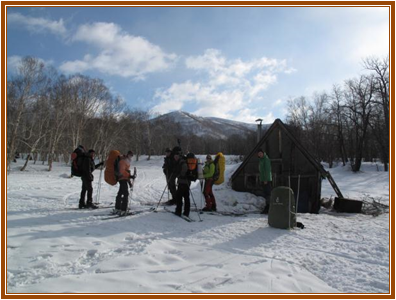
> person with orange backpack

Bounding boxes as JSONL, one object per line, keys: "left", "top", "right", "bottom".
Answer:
{"left": 114, "top": 151, "right": 136, "bottom": 216}
{"left": 202, "top": 154, "right": 217, "bottom": 212}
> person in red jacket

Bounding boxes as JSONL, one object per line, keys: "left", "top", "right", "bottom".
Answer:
{"left": 114, "top": 151, "right": 135, "bottom": 216}
{"left": 202, "top": 154, "right": 217, "bottom": 211}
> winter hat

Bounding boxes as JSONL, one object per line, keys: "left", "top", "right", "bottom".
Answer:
{"left": 257, "top": 148, "right": 264, "bottom": 154}
{"left": 206, "top": 154, "right": 212, "bottom": 160}
{"left": 127, "top": 150, "right": 134, "bottom": 156}
{"left": 172, "top": 146, "right": 182, "bottom": 155}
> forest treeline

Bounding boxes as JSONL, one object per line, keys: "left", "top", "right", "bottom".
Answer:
{"left": 286, "top": 56, "right": 389, "bottom": 172}
{"left": 7, "top": 56, "right": 388, "bottom": 172}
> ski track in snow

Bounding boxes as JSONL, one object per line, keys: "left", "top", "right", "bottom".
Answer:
{"left": 6, "top": 157, "right": 389, "bottom": 294}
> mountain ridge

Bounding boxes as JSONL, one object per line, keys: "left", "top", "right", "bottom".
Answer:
{"left": 152, "top": 110, "right": 260, "bottom": 140}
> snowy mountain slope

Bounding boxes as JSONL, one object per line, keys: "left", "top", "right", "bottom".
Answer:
{"left": 152, "top": 111, "right": 258, "bottom": 139}
{"left": 6, "top": 158, "right": 389, "bottom": 294}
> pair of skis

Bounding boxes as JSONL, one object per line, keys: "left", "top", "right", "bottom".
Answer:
{"left": 98, "top": 167, "right": 139, "bottom": 220}
{"left": 198, "top": 210, "right": 247, "bottom": 217}
{"left": 95, "top": 209, "right": 147, "bottom": 220}
{"left": 163, "top": 206, "right": 195, "bottom": 222}
{"left": 65, "top": 205, "right": 114, "bottom": 211}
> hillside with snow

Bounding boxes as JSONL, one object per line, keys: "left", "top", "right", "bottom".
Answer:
{"left": 6, "top": 157, "right": 389, "bottom": 294}
{"left": 152, "top": 111, "right": 259, "bottom": 139}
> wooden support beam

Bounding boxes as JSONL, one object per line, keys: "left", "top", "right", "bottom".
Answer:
{"left": 325, "top": 172, "right": 344, "bottom": 199}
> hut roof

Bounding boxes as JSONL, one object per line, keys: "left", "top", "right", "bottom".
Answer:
{"left": 231, "top": 119, "right": 329, "bottom": 181}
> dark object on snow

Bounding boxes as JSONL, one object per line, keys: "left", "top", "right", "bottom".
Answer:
{"left": 334, "top": 197, "right": 363, "bottom": 213}
{"left": 268, "top": 186, "right": 296, "bottom": 229}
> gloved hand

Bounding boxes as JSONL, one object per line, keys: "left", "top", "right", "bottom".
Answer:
{"left": 95, "top": 161, "right": 104, "bottom": 169}
{"left": 130, "top": 175, "right": 136, "bottom": 180}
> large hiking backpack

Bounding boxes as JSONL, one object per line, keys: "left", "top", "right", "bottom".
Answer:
{"left": 268, "top": 186, "right": 296, "bottom": 229}
{"left": 197, "top": 158, "right": 204, "bottom": 180}
{"left": 71, "top": 146, "right": 86, "bottom": 177}
{"left": 185, "top": 152, "right": 198, "bottom": 182}
{"left": 213, "top": 152, "right": 225, "bottom": 185}
{"left": 104, "top": 150, "right": 121, "bottom": 186}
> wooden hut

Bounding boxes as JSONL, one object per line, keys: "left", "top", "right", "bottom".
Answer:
{"left": 231, "top": 119, "right": 340, "bottom": 213}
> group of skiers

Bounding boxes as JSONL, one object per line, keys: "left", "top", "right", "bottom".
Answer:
{"left": 73, "top": 146, "right": 135, "bottom": 216}
{"left": 74, "top": 144, "right": 272, "bottom": 216}
{"left": 162, "top": 146, "right": 219, "bottom": 218}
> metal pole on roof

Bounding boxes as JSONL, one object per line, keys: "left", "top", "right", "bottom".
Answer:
{"left": 256, "top": 118, "right": 263, "bottom": 143}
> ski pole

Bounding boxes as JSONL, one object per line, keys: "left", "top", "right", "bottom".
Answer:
{"left": 153, "top": 184, "right": 168, "bottom": 211}
{"left": 200, "top": 179, "right": 204, "bottom": 209}
{"left": 95, "top": 167, "right": 103, "bottom": 205}
{"left": 127, "top": 167, "right": 137, "bottom": 213}
{"left": 296, "top": 174, "right": 301, "bottom": 214}
{"left": 153, "top": 171, "right": 176, "bottom": 211}
{"left": 189, "top": 186, "right": 202, "bottom": 222}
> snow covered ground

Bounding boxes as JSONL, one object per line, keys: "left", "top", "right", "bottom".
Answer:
{"left": 6, "top": 156, "right": 390, "bottom": 294}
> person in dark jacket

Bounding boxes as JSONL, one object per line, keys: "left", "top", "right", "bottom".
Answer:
{"left": 257, "top": 148, "right": 272, "bottom": 214}
{"left": 114, "top": 151, "right": 135, "bottom": 216}
{"left": 162, "top": 148, "right": 177, "bottom": 205}
{"left": 79, "top": 149, "right": 104, "bottom": 209}
{"left": 173, "top": 150, "right": 191, "bottom": 217}
{"left": 202, "top": 154, "right": 217, "bottom": 211}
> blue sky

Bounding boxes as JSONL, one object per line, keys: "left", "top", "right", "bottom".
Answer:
{"left": 7, "top": 6, "right": 389, "bottom": 123}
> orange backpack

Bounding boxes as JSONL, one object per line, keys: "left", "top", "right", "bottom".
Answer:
{"left": 104, "top": 150, "right": 121, "bottom": 186}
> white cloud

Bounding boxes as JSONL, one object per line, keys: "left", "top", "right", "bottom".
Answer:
{"left": 272, "top": 99, "right": 283, "bottom": 108}
{"left": 185, "top": 49, "right": 291, "bottom": 88}
{"left": 7, "top": 12, "right": 67, "bottom": 37}
{"left": 152, "top": 81, "right": 201, "bottom": 114}
{"left": 249, "top": 73, "right": 277, "bottom": 97}
{"left": 59, "top": 59, "right": 89, "bottom": 73}
{"left": 60, "top": 22, "right": 177, "bottom": 79}
{"left": 153, "top": 49, "right": 294, "bottom": 121}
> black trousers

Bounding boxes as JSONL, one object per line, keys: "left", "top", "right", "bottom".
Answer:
{"left": 166, "top": 175, "right": 177, "bottom": 200}
{"left": 263, "top": 182, "right": 272, "bottom": 206}
{"left": 80, "top": 177, "right": 93, "bottom": 205}
{"left": 116, "top": 180, "right": 129, "bottom": 211}
{"left": 175, "top": 184, "right": 190, "bottom": 217}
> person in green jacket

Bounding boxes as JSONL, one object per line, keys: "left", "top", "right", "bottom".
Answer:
{"left": 202, "top": 154, "right": 217, "bottom": 211}
{"left": 258, "top": 148, "right": 272, "bottom": 214}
